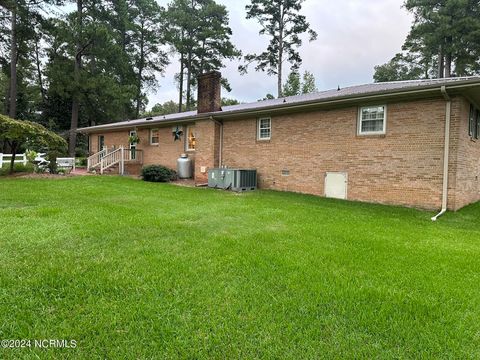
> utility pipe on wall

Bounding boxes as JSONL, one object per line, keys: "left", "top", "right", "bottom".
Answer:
{"left": 432, "top": 86, "right": 452, "bottom": 221}
{"left": 209, "top": 116, "right": 223, "bottom": 167}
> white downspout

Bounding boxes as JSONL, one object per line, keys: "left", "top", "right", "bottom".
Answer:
{"left": 432, "top": 85, "right": 451, "bottom": 221}
{"left": 210, "top": 116, "right": 223, "bottom": 168}
{"left": 219, "top": 121, "right": 223, "bottom": 167}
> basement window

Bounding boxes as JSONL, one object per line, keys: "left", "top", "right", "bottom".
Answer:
{"left": 150, "top": 129, "right": 159, "bottom": 145}
{"left": 358, "top": 105, "right": 386, "bottom": 135}
{"left": 186, "top": 125, "right": 196, "bottom": 151}
{"left": 258, "top": 117, "right": 271, "bottom": 140}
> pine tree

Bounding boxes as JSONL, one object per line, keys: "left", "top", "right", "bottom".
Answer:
{"left": 282, "top": 71, "right": 300, "bottom": 96}
{"left": 239, "top": 0, "right": 317, "bottom": 98}
{"left": 165, "top": 0, "right": 240, "bottom": 111}
{"left": 129, "top": 0, "right": 169, "bottom": 118}
{"left": 301, "top": 71, "right": 317, "bottom": 94}
{"left": 283, "top": 70, "right": 317, "bottom": 96}
{"left": 374, "top": 0, "right": 480, "bottom": 82}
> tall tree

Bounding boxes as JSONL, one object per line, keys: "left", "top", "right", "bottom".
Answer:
{"left": 301, "top": 70, "right": 317, "bottom": 94}
{"left": 374, "top": 53, "right": 425, "bottom": 82}
{"left": 129, "top": 0, "right": 169, "bottom": 118}
{"left": 239, "top": 0, "right": 317, "bottom": 98}
{"left": 166, "top": 0, "right": 240, "bottom": 111}
{"left": 282, "top": 71, "right": 300, "bottom": 96}
{"left": 8, "top": 1, "right": 16, "bottom": 118}
{"left": 68, "top": 0, "right": 85, "bottom": 156}
{"left": 374, "top": 0, "right": 480, "bottom": 82}
{"left": 282, "top": 70, "right": 317, "bottom": 96}
{"left": 46, "top": 1, "right": 138, "bottom": 154}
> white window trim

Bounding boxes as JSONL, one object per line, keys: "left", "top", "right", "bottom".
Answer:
{"left": 150, "top": 128, "right": 159, "bottom": 145}
{"left": 257, "top": 117, "right": 272, "bottom": 140}
{"left": 185, "top": 125, "right": 196, "bottom": 151}
{"left": 358, "top": 105, "right": 387, "bottom": 136}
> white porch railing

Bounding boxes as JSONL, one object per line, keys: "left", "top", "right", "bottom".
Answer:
{"left": 99, "top": 146, "right": 124, "bottom": 175}
{"left": 87, "top": 146, "right": 143, "bottom": 175}
{"left": 87, "top": 147, "right": 107, "bottom": 170}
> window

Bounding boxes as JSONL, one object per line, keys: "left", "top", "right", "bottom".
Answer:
{"left": 186, "top": 125, "right": 196, "bottom": 151}
{"left": 150, "top": 129, "right": 159, "bottom": 145}
{"left": 257, "top": 117, "right": 271, "bottom": 140}
{"left": 477, "top": 110, "right": 480, "bottom": 140}
{"left": 98, "top": 135, "right": 105, "bottom": 152}
{"left": 358, "top": 105, "right": 386, "bottom": 135}
{"left": 469, "top": 104, "right": 480, "bottom": 140}
{"left": 129, "top": 130, "right": 137, "bottom": 160}
{"left": 469, "top": 105, "right": 476, "bottom": 138}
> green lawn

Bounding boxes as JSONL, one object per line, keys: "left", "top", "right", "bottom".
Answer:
{"left": 0, "top": 176, "right": 479, "bottom": 359}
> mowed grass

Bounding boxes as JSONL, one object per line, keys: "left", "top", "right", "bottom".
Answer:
{"left": 0, "top": 176, "right": 479, "bottom": 359}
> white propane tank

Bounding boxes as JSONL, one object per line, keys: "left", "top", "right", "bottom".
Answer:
{"left": 177, "top": 154, "right": 192, "bottom": 179}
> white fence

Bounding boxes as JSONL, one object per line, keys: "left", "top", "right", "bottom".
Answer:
{"left": 0, "top": 153, "right": 75, "bottom": 170}
{"left": 0, "top": 153, "right": 27, "bottom": 167}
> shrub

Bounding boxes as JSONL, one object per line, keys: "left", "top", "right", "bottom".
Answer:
{"left": 47, "top": 150, "right": 59, "bottom": 174}
{"left": 0, "top": 163, "right": 34, "bottom": 176}
{"left": 77, "top": 157, "right": 88, "bottom": 167}
{"left": 25, "top": 150, "right": 38, "bottom": 164}
{"left": 141, "top": 165, "right": 177, "bottom": 183}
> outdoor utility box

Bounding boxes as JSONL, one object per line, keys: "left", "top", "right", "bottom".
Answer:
{"left": 208, "top": 169, "right": 257, "bottom": 192}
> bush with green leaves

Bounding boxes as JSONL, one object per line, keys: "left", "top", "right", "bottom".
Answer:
{"left": 0, "top": 163, "right": 34, "bottom": 176}
{"left": 25, "top": 150, "right": 38, "bottom": 164}
{"left": 0, "top": 114, "right": 67, "bottom": 174}
{"left": 47, "top": 151, "right": 60, "bottom": 174}
{"left": 77, "top": 157, "right": 88, "bottom": 167}
{"left": 141, "top": 165, "right": 177, "bottom": 183}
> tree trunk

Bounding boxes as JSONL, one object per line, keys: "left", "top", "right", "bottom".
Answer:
{"left": 444, "top": 36, "right": 453, "bottom": 78}
{"left": 178, "top": 51, "right": 184, "bottom": 113}
{"left": 9, "top": 7, "right": 17, "bottom": 119}
{"left": 185, "top": 49, "right": 192, "bottom": 111}
{"left": 9, "top": 141, "right": 17, "bottom": 174}
{"left": 135, "top": 24, "right": 145, "bottom": 118}
{"left": 3, "top": 84, "right": 9, "bottom": 115}
{"left": 277, "top": 50, "right": 283, "bottom": 98}
{"left": 34, "top": 33, "right": 46, "bottom": 105}
{"left": 444, "top": 52, "right": 452, "bottom": 78}
{"left": 277, "top": 3, "right": 284, "bottom": 98}
{"left": 68, "top": 0, "right": 83, "bottom": 157}
{"left": 438, "top": 44, "right": 445, "bottom": 79}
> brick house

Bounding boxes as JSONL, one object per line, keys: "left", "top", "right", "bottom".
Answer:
{"left": 78, "top": 72, "right": 480, "bottom": 213}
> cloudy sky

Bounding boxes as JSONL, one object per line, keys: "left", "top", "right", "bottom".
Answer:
{"left": 150, "top": 0, "right": 413, "bottom": 108}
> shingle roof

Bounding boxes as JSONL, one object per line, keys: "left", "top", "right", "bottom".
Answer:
{"left": 78, "top": 76, "right": 480, "bottom": 132}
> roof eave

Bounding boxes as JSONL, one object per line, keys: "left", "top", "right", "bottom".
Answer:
{"left": 216, "top": 80, "right": 480, "bottom": 120}
{"left": 77, "top": 115, "right": 211, "bottom": 133}
{"left": 78, "top": 78, "right": 480, "bottom": 133}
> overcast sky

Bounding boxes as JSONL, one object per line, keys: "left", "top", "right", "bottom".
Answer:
{"left": 148, "top": 0, "right": 413, "bottom": 108}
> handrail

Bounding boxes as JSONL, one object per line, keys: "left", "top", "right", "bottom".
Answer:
{"left": 87, "top": 145, "right": 143, "bottom": 174}
{"left": 100, "top": 147, "right": 124, "bottom": 175}
{"left": 124, "top": 149, "right": 143, "bottom": 164}
{"left": 87, "top": 147, "right": 107, "bottom": 170}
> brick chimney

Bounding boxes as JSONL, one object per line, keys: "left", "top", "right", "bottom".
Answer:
{"left": 197, "top": 71, "right": 222, "bottom": 114}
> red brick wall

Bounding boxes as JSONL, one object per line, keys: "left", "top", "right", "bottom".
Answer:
{"left": 193, "top": 120, "right": 220, "bottom": 183}
{"left": 89, "top": 126, "right": 194, "bottom": 174}
{"left": 197, "top": 71, "right": 222, "bottom": 114}
{"left": 88, "top": 96, "right": 480, "bottom": 211}
{"left": 451, "top": 97, "right": 480, "bottom": 210}
{"left": 221, "top": 98, "right": 449, "bottom": 210}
